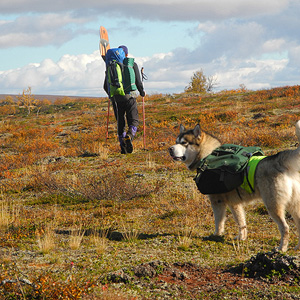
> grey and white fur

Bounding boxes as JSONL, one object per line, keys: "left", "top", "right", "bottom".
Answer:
{"left": 169, "top": 121, "right": 300, "bottom": 252}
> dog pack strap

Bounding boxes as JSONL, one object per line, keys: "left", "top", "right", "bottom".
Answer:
{"left": 193, "top": 162, "right": 207, "bottom": 184}
{"left": 191, "top": 157, "right": 206, "bottom": 171}
{"left": 241, "top": 151, "right": 251, "bottom": 157}
{"left": 245, "top": 167, "right": 255, "bottom": 193}
{"left": 240, "top": 155, "right": 266, "bottom": 193}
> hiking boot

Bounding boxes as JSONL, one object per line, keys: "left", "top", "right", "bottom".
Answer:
{"left": 124, "top": 134, "right": 133, "bottom": 153}
{"left": 120, "top": 141, "right": 127, "bottom": 154}
{"left": 119, "top": 133, "right": 127, "bottom": 154}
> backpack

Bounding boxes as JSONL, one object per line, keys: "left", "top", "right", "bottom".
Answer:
{"left": 194, "top": 144, "right": 264, "bottom": 195}
{"left": 105, "top": 48, "right": 126, "bottom": 97}
{"left": 123, "top": 57, "right": 137, "bottom": 93}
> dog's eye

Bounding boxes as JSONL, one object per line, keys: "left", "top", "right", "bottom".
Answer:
{"left": 181, "top": 141, "right": 188, "bottom": 146}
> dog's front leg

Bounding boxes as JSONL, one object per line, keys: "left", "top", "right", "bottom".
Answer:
{"left": 228, "top": 203, "right": 247, "bottom": 240}
{"left": 209, "top": 196, "right": 227, "bottom": 236}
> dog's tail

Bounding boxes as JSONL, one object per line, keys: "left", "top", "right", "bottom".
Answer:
{"left": 285, "top": 121, "right": 300, "bottom": 171}
{"left": 282, "top": 121, "right": 300, "bottom": 171}
{"left": 296, "top": 120, "right": 300, "bottom": 143}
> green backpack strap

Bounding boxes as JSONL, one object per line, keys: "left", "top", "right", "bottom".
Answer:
{"left": 240, "top": 155, "right": 266, "bottom": 193}
{"left": 107, "top": 61, "right": 125, "bottom": 97}
{"left": 123, "top": 57, "right": 137, "bottom": 93}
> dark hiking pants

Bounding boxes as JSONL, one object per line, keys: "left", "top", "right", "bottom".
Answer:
{"left": 111, "top": 94, "right": 139, "bottom": 137}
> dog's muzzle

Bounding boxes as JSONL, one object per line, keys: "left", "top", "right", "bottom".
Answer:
{"left": 169, "top": 146, "right": 186, "bottom": 161}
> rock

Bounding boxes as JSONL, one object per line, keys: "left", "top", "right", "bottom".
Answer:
{"left": 106, "top": 269, "right": 131, "bottom": 284}
{"left": 133, "top": 261, "right": 170, "bottom": 278}
{"left": 35, "top": 156, "right": 65, "bottom": 165}
{"left": 229, "top": 250, "right": 300, "bottom": 280}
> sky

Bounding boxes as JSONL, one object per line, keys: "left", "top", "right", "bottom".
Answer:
{"left": 0, "top": 0, "right": 299, "bottom": 97}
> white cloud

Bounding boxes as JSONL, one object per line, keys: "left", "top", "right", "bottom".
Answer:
{"left": 0, "top": 46, "right": 297, "bottom": 97}
{"left": 197, "top": 22, "right": 217, "bottom": 33}
{"left": 0, "top": 0, "right": 299, "bottom": 96}
{"left": 262, "top": 39, "right": 286, "bottom": 52}
{"left": 0, "top": 13, "right": 92, "bottom": 48}
{"left": 0, "top": 52, "right": 103, "bottom": 95}
{"left": 0, "top": 0, "right": 290, "bottom": 20}
{"left": 215, "top": 58, "right": 288, "bottom": 90}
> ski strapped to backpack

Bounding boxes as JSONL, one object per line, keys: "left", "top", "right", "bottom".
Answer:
{"left": 193, "top": 144, "right": 265, "bottom": 195}
{"left": 105, "top": 48, "right": 137, "bottom": 97}
{"left": 99, "top": 26, "right": 110, "bottom": 60}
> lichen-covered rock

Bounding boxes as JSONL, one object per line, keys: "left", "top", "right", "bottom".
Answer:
{"left": 229, "top": 251, "right": 300, "bottom": 280}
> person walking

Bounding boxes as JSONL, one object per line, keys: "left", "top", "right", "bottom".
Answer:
{"left": 104, "top": 45, "right": 145, "bottom": 154}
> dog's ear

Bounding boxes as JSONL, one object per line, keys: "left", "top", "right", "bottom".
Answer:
{"left": 179, "top": 124, "right": 185, "bottom": 133}
{"left": 193, "top": 124, "right": 201, "bottom": 137}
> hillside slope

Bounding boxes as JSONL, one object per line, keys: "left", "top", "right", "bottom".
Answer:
{"left": 1, "top": 86, "right": 300, "bottom": 299}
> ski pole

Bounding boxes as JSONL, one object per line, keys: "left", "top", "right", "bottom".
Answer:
{"left": 141, "top": 67, "right": 148, "bottom": 149}
{"left": 106, "top": 100, "right": 110, "bottom": 142}
{"left": 142, "top": 96, "right": 146, "bottom": 149}
{"left": 100, "top": 26, "right": 111, "bottom": 141}
{"left": 141, "top": 67, "right": 148, "bottom": 81}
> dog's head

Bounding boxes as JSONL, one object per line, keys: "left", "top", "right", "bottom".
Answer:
{"left": 169, "top": 124, "right": 221, "bottom": 170}
{"left": 169, "top": 124, "right": 202, "bottom": 170}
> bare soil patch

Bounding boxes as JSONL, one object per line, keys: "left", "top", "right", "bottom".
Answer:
{"left": 103, "top": 251, "right": 300, "bottom": 299}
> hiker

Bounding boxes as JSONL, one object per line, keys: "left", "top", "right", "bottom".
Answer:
{"left": 103, "top": 45, "right": 146, "bottom": 154}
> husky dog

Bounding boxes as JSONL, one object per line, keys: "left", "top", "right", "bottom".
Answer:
{"left": 169, "top": 122, "right": 300, "bottom": 252}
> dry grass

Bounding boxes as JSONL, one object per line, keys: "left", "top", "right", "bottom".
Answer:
{"left": 1, "top": 87, "right": 300, "bottom": 299}
{"left": 91, "top": 234, "right": 108, "bottom": 255}
{"left": 120, "top": 221, "right": 141, "bottom": 244}
{"left": 0, "top": 200, "right": 13, "bottom": 228}
{"left": 0, "top": 196, "right": 20, "bottom": 229}
{"left": 94, "top": 142, "right": 109, "bottom": 159}
{"left": 177, "top": 221, "right": 195, "bottom": 251}
{"left": 36, "top": 224, "right": 56, "bottom": 254}
{"left": 69, "top": 227, "right": 85, "bottom": 250}
{"left": 146, "top": 152, "right": 155, "bottom": 168}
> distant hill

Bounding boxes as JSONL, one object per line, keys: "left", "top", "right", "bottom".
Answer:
{"left": 0, "top": 94, "right": 102, "bottom": 102}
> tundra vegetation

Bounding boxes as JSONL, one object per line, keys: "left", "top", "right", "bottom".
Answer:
{"left": 1, "top": 85, "right": 300, "bottom": 299}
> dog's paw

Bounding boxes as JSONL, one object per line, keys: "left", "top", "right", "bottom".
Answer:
{"left": 274, "top": 246, "right": 288, "bottom": 253}
{"left": 234, "top": 234, "right": 247, "bottom": 241}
